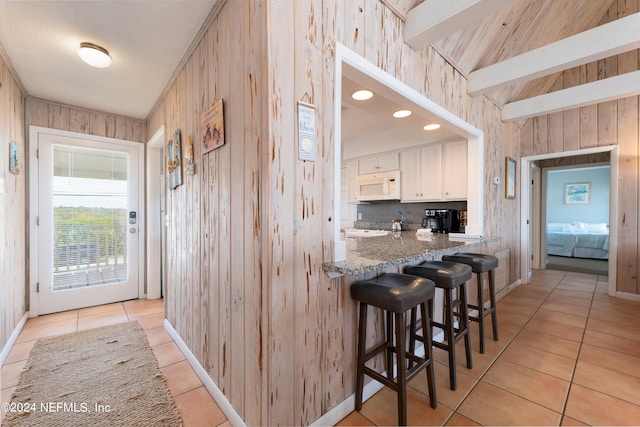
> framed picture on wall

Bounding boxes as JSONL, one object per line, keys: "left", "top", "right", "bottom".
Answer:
{"left": 565, "top": 182, "right": 590, "bottom": 204}
{"left": 200, "top": 99, "right": 225, "bottom": 155}
{"left": 505, "top": 157, "right": 516, "bottom": 199}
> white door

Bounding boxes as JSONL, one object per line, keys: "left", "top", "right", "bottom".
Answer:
{"left": 32, "top": 129, "right": 144, "bottom": 315}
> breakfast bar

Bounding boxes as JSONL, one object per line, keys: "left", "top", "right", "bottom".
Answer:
{"left": 323, "top": 232, "right": 501, "bottom": 277}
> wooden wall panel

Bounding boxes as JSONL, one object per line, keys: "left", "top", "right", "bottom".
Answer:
{"left": 0, "top": 57, "right": 27, "bottom": 353}
{"left": 147, "top": 1, "right": 266, "bottom": 426}
{"left": 151, "top": 0, "right": 520, "bottom": 425}
{"left": 264, "top": 0, "right": 518, "bottom": 424}
{"left": 26, "top": 98, "right": 146, "bottom": 143}
{"left": 520, "top": 0, "right": 640, "bottom": 295}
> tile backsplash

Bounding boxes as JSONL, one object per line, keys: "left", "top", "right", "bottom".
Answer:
{"left": 356, "top": 200, "right": 467, "bottom": 229}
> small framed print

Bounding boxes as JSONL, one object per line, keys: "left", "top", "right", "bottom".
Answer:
{"left": 9, "top": 142, "right": 20, "bottom": 175}
{"left": 201, "top": 99, "right": 225, "bottom": 155}
{"left": 167, "top": 129, "right": 183, "bottom": 190}
{"left": 565, "top": 182, "right": 590, "bottom": 204}
{"left": 505, "top": 156, "right": 516, "bottom": 199}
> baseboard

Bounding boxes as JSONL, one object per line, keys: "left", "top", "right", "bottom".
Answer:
{"left": 310, "top": 341, "right": 433, "bottom": 427}
{"left": 614, "top": 291, "right": 640, "bottom": 302}
{"left": 163, "top": 319, "right": 246, "bottom": 427}
{"left": 497, "top": 279, "right": 522, "bottom": 301}
{"left": 0, "top": 312, "right": 29, "bottom": 367}
{"left": 309, "top": 376, "right": 384, "bottom": 427}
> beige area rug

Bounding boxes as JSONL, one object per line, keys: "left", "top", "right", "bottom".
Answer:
{"left": 4, "top": 321, "right": 182, "bottom": 427}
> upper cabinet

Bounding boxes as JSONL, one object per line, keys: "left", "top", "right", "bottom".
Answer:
{"left": 401, "top": 144, "right": 442, "bottom": 201}
{"left": 442, "top": 140, "right": 467, "bottom": 200}
{"left": 400, "top": 140, "right": 467, "bottom": 202}
{"left": 344, "top": 159, "right": 359, "bottom": 203}
{"left": 358, "top": 152, "right": 399, "bottom": 175}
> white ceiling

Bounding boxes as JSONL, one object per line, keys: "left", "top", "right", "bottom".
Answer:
{"left": 0, "top": 0, "right": 221, "bottom": 119}
{"left": 341, "top": 76, "right": 460, "bottom": 145}
{"left": 341, "top": 73, "right": 461, "bottom": 159}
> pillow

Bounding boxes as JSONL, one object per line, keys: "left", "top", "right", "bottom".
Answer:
{"left": 572, "top": 221, "right": 586, "bottom": 231}
{"left": 548, "top": 223, "right": 571, "bottom": 232}
{"left": 584, "top": 223, "right": 608, "bottom": 233}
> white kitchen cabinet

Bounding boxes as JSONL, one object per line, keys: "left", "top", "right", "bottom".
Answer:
{"left": 358, "top": 152, "right": 399, "bottom": 175}
{"left": 400, "top": 140, "right": 467, "bottom": 202}
{"left": 401, "top": 145, "right": 441, "bottom": 202}
{"left": 443, "top": 140, "right": 467, "bottom": 200}
{"left": 340, "top": 164, "right": 358, "bottom": 229}
{"left": 345, "top": 159, "right": 359, "bottom": 203}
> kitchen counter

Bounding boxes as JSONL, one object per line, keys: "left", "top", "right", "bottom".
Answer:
{"left": 323, "top": 231, "right": 501, "bottom": 276}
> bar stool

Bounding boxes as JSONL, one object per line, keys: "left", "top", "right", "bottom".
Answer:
{"left": 351, "top": 273, "right": 437, "bottom": 426}
{"left": 405, "top": 261, "right": 473, "bottom": 390}
{"left": 442, "top": 252, "right": 499, "bottom": 354}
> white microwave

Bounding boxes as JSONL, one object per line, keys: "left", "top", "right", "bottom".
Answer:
{"left": 355, "top": 170, "right": 401, "bottom": 201}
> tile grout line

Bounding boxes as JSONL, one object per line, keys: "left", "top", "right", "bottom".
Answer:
{"left": 558, "top": 273, "right": 615, "bottom": 425}
{"left": 439, "top": 273, "right": 567, "bottom": 425}
{"left": 557, "top": 274, "right": 600, "bottom": 425}
{"left": 447, "top": 271, "right": 575, "bottom": 425}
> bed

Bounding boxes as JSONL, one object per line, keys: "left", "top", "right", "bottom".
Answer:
{"left": 546, "top": 222, "right": 609, "bottom": 260}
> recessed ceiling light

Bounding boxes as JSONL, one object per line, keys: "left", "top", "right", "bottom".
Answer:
{"left": 423, "top": 123, "right": 441, "bottom": 130}
{"left": 351, "top": 89, "right": 373, "bottom": 101}
{"left": 78, "top": 42, "right": 112, "bottom": 68}
{"left": 393, "top": 109, "right": 412, "bottom": 118}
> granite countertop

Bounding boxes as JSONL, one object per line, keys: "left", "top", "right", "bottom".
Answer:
{"left": 323, "top": 231, "right": 501, "bottom": 276}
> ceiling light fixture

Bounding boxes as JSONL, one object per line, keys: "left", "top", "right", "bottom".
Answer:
{"left": 351, "top": 89, "right": 373, "bottom": 101}
{"left": 78, "top": 42, "right": 112, "bottom": 68}
{"left": 393, "top": 109, "right": 412, "bottom": 118}
{"left": 423, "top": 123, "right": 441, "bottom": 130}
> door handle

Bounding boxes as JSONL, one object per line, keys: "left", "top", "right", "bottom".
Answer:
{"left": 129, "top": 228, "right": 137, "bottom": 234}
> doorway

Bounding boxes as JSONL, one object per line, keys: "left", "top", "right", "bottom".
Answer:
{"left": 146, "top": 125, "right": 165, "bottom": 299}
{"left": 29, "top": 127, "right": 145, "bottom": 316}
{"left": 520, "top": 145, "right": 618, "bottom": 296}
{"left": 542, "top": 163, "right": 610, "bottom": 276}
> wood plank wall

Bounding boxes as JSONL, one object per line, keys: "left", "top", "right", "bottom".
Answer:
{"left": 520, "top": 0, "right": 640, "bottom": 295}
{"left": 149, "top": 0, "right": 520, "bottom": 425}
{"left": 26, "top": 98, "right": 146, "bottom": 143}
{"left": 147, "top": 1, "right": 265, "bottom": 425}
{"left": 0, "top": 56, "right": 26, "bottom": 353}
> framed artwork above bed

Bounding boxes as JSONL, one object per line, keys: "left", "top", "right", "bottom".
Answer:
{"left": 565, "top": 182, "right": 590, "bottom": 204}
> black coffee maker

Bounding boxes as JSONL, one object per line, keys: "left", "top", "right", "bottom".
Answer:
{"left": 422, "top": 209, "right": 439, "bottom": 230}
{"left": 422, "top": 209, "right": 460, "bottom": 233}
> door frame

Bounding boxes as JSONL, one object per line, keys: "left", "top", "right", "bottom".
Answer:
{"left": 520, "top": 145, "right": 618, "bottom": 297}
{"left": 146, "top": 125, "right": 165, "bottom": 300}
{"left": 28, "top": 126, "right": 145, "bottom": 317}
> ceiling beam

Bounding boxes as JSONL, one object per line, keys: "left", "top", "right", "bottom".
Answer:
{"left": 405, "top": 0, "right": 516, "bottom": 50}
{"left": 469, "top": 12, "right": 640, "bottom": 96}
{"left": 501, "top": 70, "right": 640, "bottom": 121}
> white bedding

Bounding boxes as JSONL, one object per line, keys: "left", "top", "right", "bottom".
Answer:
{"left": 547, "top": 222, "right": 609, "bottom": 260}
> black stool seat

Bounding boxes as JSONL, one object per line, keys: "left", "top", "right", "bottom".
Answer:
{"left": 442, "top": 253, "right": 499, "bottom": 354}
{"left": 351, "top": 273, "right": 437, "bottom": 425}
{"left": 443, "top": 253, "right": 498, "bottom": 273}
{"left": 351, "top": 273, "right": 436, "bottom": 313}
{"left": 405, "top": 260, "right": 473, "bottom": 391}
{"left": 405, "top": 261, "right": 472, "bottom": 288}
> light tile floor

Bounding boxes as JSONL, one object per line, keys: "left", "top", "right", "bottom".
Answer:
{"left": 337, "top": 269, "right": 640, "bottom": 426}
{"left": 3, "top": 270, "right": 640, "bottom": 426}
{"left": 0, "top": 299, "right": 229, "bottom": 427}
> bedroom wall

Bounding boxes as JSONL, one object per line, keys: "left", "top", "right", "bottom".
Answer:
{"left": 0, "top": 55, "right": 26, "bottom": 357}
{"left": 546, "top": 166, "right": 610, "bottom": 224}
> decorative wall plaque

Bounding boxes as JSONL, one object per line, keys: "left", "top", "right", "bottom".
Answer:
{"left": 201, "top": 99, "right": 225, "bottom": 155}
